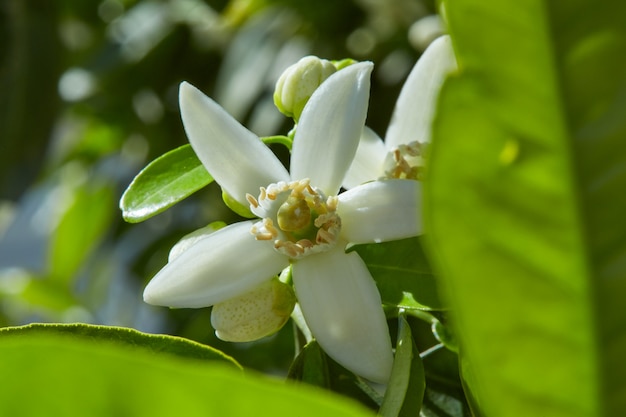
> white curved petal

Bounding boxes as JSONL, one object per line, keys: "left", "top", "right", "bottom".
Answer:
{"left": 290, "top": 62, "right": 373, "bottom": 196}
{"left": 168, "top": 222, "right": 226, "bottom": 262}
{"left": 292, "top": 245, "right": 393, "bottom": 383}
{"left": 338, "top": 179, "right": 422, "bottom": 244}
{"left": 179, "top": 82, "right": 290, "bottom": 205}
{"left": 342, "top": 127, "right": 387, "bottom": 189}
{"left": 385, "top": 35, "right": 457, "bottom": 149}
{"left": 144, "top": 221, "right": 289, "bottom": 308}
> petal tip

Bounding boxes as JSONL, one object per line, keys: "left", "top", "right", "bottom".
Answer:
{"left": 142, "top": 280, "right": 161, "bottom": 306}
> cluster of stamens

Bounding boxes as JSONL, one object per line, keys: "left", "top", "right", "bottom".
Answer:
{"left": 247, "top": 179, "right": 341, "bottom": 259}
{"left": 383, "top": 140, "right": 426, "bottom": 180}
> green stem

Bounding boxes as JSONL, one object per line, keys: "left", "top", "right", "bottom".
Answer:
{"left": 261, "top": 135, "right": 293, "bottom": 151}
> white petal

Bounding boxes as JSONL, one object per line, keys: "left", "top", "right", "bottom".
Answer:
{"left": 168, "top": 222, "right": 226, "bottom": 262}
{"left": 144, "top": 221, "right": 289, "bottom": 308}
{"left": 179, "top": 82, "right": 290, "bottom": 205}
{"left": 342, "top": 127, "right": 387, "bottom": 189}
{"left": 385, "top": 35, "right": 457, "bottom": 149}
{"left": 292, "top": 245, "right": 393, "bottom": 383}
{"left": 338, "top": 179, "right": 422, "bottom": 244}
{"left": 290, "top": 62, "right": 373, "bottom": 196}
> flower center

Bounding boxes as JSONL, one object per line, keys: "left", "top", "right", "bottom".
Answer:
{"left": 382, "top": 140, "right": 426, "bottom": 180}
{"left": 246, "top": 179, "right": 341, "bottom": 259}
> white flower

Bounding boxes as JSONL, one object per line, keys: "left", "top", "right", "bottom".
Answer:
{"left": 343, "top": 35, "right": 458, "bottom": 188}
{"left": 143, "top": 62, "right": 422, "bottom": 383}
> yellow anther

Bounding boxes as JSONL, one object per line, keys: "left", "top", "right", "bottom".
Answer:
{"left": 316, "top": 228, "right": 334, "bottom": 244}
{"left": 297, "top": 239, "right": 314, "bottom": 249}
{"left": 383, "top": 140, "right": 425, "bottom": 181}
{"left": 246, "top": 193, "right": 259, "bottom": 208}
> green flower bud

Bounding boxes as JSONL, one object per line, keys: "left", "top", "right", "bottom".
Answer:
{"left": 273, "top": 56, "right": 337, "bottom": 121}
{"left": 211, "top": 278, "right": 296, "bottom": 342}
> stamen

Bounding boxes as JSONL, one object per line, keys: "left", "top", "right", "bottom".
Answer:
{"left": 383, "top": 140, "right": 426, "bottom": 180}
{"left": 250, "top": 178, "right": 342, "bottom": 260}
{"left": 246, "top": 193, "right": 259, "bottom": 208}
{"left": 316, "top": 228, "right": 334, "bottom": 244}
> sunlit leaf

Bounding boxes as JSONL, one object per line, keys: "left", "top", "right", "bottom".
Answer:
{"left": 0, "top": 323, "right": 239, "bottom": 365}
{"left": 120, "top": 144, "right": 213, "bottom": 223}
{"left": 350, "top": 237, "right": 444, "bottom": 310}
{"left": 0, "top": 331, "right": 374, "bottom": 417}
{"left": 427, "top": 0, "right": 626, "bottom": 415}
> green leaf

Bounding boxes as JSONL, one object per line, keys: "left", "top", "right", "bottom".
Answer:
{"left": 379, "top": 315, "right": 425, "bottom": 417}
{"left": 288, "top": 340, "right": 330, "bottom": 387}
{"left": 288, "top": 340, "right": 381, "bottom": 411}
{"left": 0, "top": 330, "right": 374, "bottom": 417}
{"left": 0, "top": 323, "right": 239, "bottom": 365}
{"left": 350, "top": 237, "right": 444, "bottom": 310}
{"left": 427, "top": 0, "right": 626, "bottom": 416}
{"left": 49, "top": 183, "right": 114, "bottom": 284}
{"left": 120, "top": 144, "right": 213, "bottom": 223}
{"left": 421, "top": 345, "right": 472, "bottom": 417}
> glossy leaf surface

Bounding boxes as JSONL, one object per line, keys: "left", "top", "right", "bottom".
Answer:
{"left": 427, "top": 0, "right": 626, "bottom": 415}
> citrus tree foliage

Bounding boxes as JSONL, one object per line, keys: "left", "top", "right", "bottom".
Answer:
{"left": 0, "top": 0, "right": 624, "bottom": 416}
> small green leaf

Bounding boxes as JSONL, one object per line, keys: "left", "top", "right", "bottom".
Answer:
{"left": 379, "top": 315, "right": 426, "bottom": 417}
{"left": 120, "top": 144, "right": 213, "bottom": 223}
{"left": 0, "top": 323, "right": 239, "bottom": 365}
{"left": 350, "top": 237, "right": 444, "bottom": 310}
{"left": 288, "top": 340, "right": 330, "bottom": 388}
{"left": 0, "top": 331, "right": 375, "bottom": 417}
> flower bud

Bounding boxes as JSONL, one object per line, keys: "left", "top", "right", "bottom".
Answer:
{"left": 211, "top": 277, "right": 296, "bottom": 342}
{"left": 274, "top": 56, "right": 337, "bottom": 121}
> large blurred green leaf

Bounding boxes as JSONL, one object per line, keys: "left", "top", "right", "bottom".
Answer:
{"left": 351, "top": 237, "right": 443, "bottom": 310}
{"left": 0, "top": 329, "right": 374, "bottom": 417}
{"left": 427, "top": 0, "right": 626, "bottom": 416}
{"left": 120, "top": 144, "right": 213, "bottom": 223}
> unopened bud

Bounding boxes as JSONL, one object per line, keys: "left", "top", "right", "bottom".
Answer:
{"left": 211, "top": 278, "right": 296, "bottom": 342}
{"left": 274, "top": 56, "right": 337, "bottom": 121}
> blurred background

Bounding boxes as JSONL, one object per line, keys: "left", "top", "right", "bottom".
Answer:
{"left": 0, "top": 0, "right": 444, "bottom": 373}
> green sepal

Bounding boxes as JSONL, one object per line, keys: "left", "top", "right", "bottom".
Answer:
{"left": 222, "top": 189, "right": 256, "bottom": 218}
